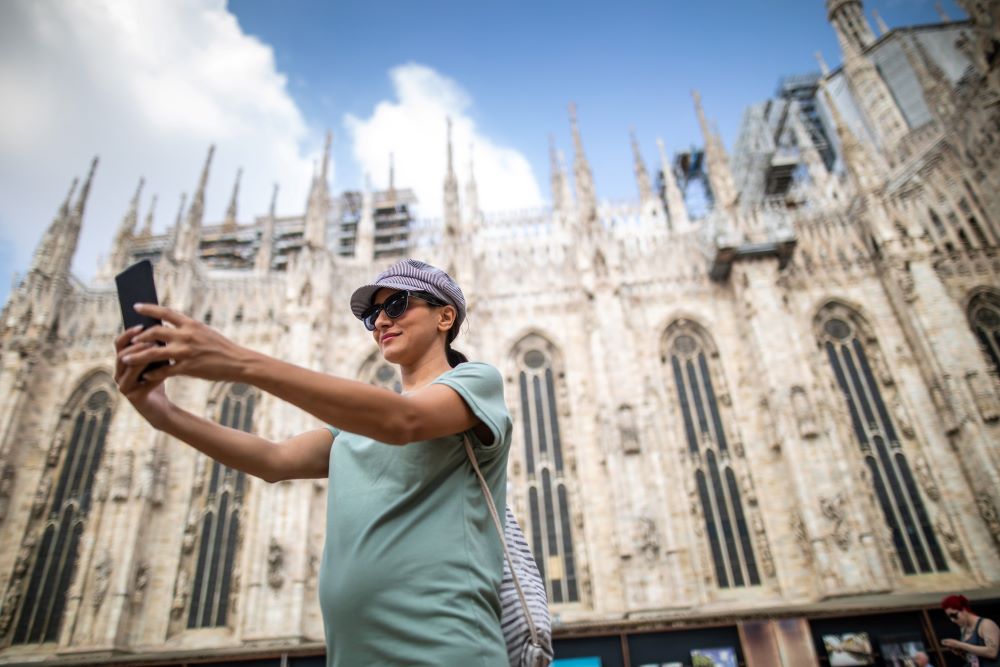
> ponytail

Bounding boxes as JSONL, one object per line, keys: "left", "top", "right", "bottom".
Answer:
{"left": 446, "top": 342, "right": 468, "bottom": 367}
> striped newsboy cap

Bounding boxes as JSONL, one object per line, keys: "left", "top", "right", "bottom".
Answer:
{"left": 350, "top": 259, "right": 466, "bottom": 340}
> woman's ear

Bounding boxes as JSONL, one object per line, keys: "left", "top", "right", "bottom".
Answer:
{"left": 437, "top": 305, "right": 457, "bottom": 334}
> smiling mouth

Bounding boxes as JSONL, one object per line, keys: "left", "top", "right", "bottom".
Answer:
{"left": 381, "top": 333, "right": 399, "bottom": 344}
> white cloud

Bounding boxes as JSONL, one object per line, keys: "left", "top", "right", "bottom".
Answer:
{"left": 344, "top": 63, "right": 543, "bottom": 219}
{"left": 0, "top": 0, "right": 318, "bottom": 299}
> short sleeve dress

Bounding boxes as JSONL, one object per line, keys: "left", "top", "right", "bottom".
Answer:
{"left": 318, "top": 361, "right": 512, "bottom": 667}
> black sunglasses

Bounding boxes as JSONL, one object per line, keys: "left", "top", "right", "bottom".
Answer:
{"left": 359, "top": 290, "right": 447, "bottom": 331}
{"left": 947, "top": 610, "right": 960, "bottom": 619}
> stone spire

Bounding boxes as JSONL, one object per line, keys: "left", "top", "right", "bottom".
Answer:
{"left": 388, "top": 152, "right": 396, "bottom": 198}
{"left": 900, "top": 33, "right": 955, "bottom": 122}
{"left": 28, "top": 177, "right": 77, "bottom": 278}
{"left": 355, "top": 174, "right": 375, "bottom": 262}
{"left": 569, "top": 102, "right": 597, "bottom": 226}
{"left": 463, "top": 143, "right": 480, "bottom": 230}
{"left": 304, "top": 131, "right": 332, "bottom": 249}
{"left": 223, "top": 168, "right": 242, "bottom": 230}
{"left": 55, "top": 157, "right": 98, "bottom": 278}
{"left": 827, "top": 0, "right": 876, "bottom": 56}
{"left": 871, "top": 9, "right": 889, "bottom": 36}
{"left": 173, "top": 146, "right": 213, "bottom": 263}
{"left": 443, "top": 117, "right": 460, "bottom": 238}
{"left": 630, "top": 129, "right": 653, "bottom": 203}
{"left": 657, "top": 138, "right": 689, "bottom": 230}
{"left": 139, "top": 194, "right": 157, "bottom": 238}
{"left": 692, "top": 90, "right": 737, "bottom": 210}
{"left": 256, "top": 183, "right": 278, "bottom": 273}
{"left": 934, "top": 2, "right": 951, "bottom": 22}
{"left": 106, "top": 177, "right": 144, "bottom": 276}
{"left": 815, "top": 51, "right": 830, "bottom": 76}
{"left": 549, "top": 135, "right": 564, "bottom": 211}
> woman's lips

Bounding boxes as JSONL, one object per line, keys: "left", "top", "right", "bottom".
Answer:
{"left": 381, "top": 333, "right": 399, "bottom": 344}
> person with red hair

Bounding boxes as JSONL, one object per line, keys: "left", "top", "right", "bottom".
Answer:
{"left": 940, "top": 594, "right": 999, "bottom": 666}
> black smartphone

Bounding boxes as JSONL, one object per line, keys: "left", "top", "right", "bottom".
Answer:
{"left": 115, "top": 260, "right": 169, "bottom": 380}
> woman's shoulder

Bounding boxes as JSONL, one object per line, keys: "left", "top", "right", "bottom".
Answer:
{"left": 439, "top": 361, "right": 501, "bottom": 382}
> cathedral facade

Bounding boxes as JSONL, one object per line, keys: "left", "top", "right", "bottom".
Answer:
{"left": 1, "top": 2, "right": 999, "bottom": 665}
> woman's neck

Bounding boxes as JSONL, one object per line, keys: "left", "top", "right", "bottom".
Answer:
{"left": 399, "top": 353, "right": 452, "bottom": 392}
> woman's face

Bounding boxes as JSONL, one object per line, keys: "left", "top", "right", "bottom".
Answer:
{"left": 370, "top": 288, "right": 452, "bottom": 364}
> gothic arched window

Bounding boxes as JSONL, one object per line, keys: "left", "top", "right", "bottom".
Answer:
{"left": 817, "top": 304, "right": 947, "bottom": 575}
{"left": 513, "top": 335, "right": 579, "bottom": 604}
{"left": 968, "top": 292, "right": 1000, "bottom": 377}
{"left": 664, "top": 325, "right": 760, "bottom": 588}
{"left": 359, "top": 352, "right": 402, "bottom": 393}
{"left": 6, "top": 379, "right": 114, "bottom": 645}
{"left": 179, "top": 383, "right": 256, "bottom": 630}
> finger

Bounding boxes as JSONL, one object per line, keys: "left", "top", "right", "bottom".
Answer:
{"left": 134, "top": 303, "right": 189, "bottom": 327}
{"left": 133, "top": 324, "right": 179, "bottom": 346}
{"left": 142, "top": 361, "right": 178, "bottom": 384}
{"left": 118, "top": 360, "right": 146, "bottom": 394}
{"left": 121, "top": 343, "right": 174, "bottom": 368}
{"left": 114, "top": 325, "right": 144, "bottom": 352}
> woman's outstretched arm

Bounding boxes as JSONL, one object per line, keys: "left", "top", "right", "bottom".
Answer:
{"left": 115, "top": 324, "right": 333, "bottom": 482}
{"left": 120, "top": 303, "right": 480, "bottom": 445}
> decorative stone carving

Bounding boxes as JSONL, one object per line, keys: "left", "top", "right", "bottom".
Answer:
{"left": 791, "top": 386, "right": 819, "bottom": 438}
{"left": 0, "top": 590, "right": 21, "bottom": 636}
{"left": 131, "top": 561, "right": 149, "bottom": 607}
{"left": 13, "top": 535, "right": 35, "bottom": 579}
{"left": 791, "top": 511, "right": 812, "bottom": 564}
{"left": 936, "top": 519, "right": 967, "bottom": 567}
{"left": 740, "top": 472, "right": 757, "bottom": 505}
{"left": 267, "top": 538, "right": 284, "bottom": 589}
{"left": 112, "top": 449, "right": 134, "bottom": 502}
{"left": 759, "top": 397, "right": 780, "bottom": 452}
{"left": 93, "top": 453, "right": 112, "bottom": 502}
{"left": 892, "top": 399, "right": 916, "bottom": 439}
{"left": 181, "top": 508, "right": 199, "bottom": 554}
{"left": 92, "top": 551, "right": 112, "bottom": 611}
{"left": 966, "top": 370, "right": 1000, "bottom": 422}
{"left": 138, "top": 448, "right": 156, "bottom": 500}
{"left": 820, "top": 494, "right": 851, "bottom": 551}
{"left": 153, "top": 456, "right": 168, "bottom": 506}
{"left": 47, "top": 431, "right": 65, "bottom": 467}
{"left": 912, "top": 456, "right": 940, "bottom": 502}
{"left": 634, "top": 516, "right": 660, "bottom": 562}
{"left": 31, "top": 477, "right": 51, "bottom": 519}
{"left": 617, "top": 404, "right": 640, "bottom": 454}
{"left": 170, "top": 568, "right": 189, "bottom": 619}
{"left": 976, "top": 492, "right": 1000, "bottom": 544}
{"left": 0, "top": 463, "right": 15, "bottom": 522}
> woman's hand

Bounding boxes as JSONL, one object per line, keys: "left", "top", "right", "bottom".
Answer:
{"left": 114, "top": 325, "right": 174, "bottom": 429}
{"left": 121, "top": 304, "right": 253, "bottom": 384}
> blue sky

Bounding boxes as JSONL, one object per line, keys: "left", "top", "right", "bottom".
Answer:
{"left": 0, "top": 0, "right": 966, "bottom": 307}
{"left": 229, "top": 0, "right": 965, "bottom": 203}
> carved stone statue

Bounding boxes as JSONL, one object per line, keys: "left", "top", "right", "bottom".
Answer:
{"left": 31, "top": 477, "right": 51, "bottom": 519}
{"left": 171, "top": 568, "right": 189, "bottom": 618}
{"left": 791, "top": 386, "right": 819, "bottom": 438}
{"left": 47, "top": 432, "right": 65, "bottom": 468}
{"left": 791, "top": 511, "right": 812, "bottom": 563}
{"left": 181, "top": 508, "right": 199, "bottom": 554}
{"left": 0, "top": 590, "right": 21, "bottom": 636}
{"left": 112, "top": 450, "right": 134, "bottom": 502}
{"left": 912, "top": 456, "right": 940, "bottom": 502}
{"left": 936, "top": 519, "right": 967, "bottom": 567}
{"left": 617, "top": 404, "right": 640, "bottom": 454}
{"left": 820, "top": 494, "right": 851, "bottom": 551}
{"left": 0, "top": 464, "right": 15, "bottom": 522}
{"left": 633, "top": 516, "right": 660, "bottom": 562}
{"left": 92, "top": 551, "right": 112, "bottom": 611}
{"left": 131, "top": 562, "right": 149, "bottom": 607}
{"left": 892, "top": 399, "right": 916, "bottom": 439}
{"left": 93, "top": 453, "right": 112, "bottom": 502}
{"left": 977, "top": 492, "right": 1000, "bottom": 543}
{"left": 267, "top": 538, "right": 284, "bottom": 589}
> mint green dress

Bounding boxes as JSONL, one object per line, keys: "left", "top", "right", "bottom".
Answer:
{"left": 319, "top": 362, "right": 512, "bottom": 667}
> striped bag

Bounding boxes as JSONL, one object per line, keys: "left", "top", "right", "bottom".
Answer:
{"left": 464, "top": 436, "right": 554, "bottom": 667}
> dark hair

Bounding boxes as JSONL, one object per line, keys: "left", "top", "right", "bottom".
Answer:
{"left": 941, "top": 594, "right": 972, "bottom": 612}
{"left": 446, "top": 342, "right": 468, "bottom": 367}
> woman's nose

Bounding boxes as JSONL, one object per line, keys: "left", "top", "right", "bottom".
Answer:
{"left": 374, "top": 307, "right": 393, "bottom": 329}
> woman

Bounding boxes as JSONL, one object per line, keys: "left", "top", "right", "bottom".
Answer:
{"left": 115, "top": 259, "right": 511, "bottom": 666}
{"left": 940, "top": 594, "right": 1000, "bottom": 666}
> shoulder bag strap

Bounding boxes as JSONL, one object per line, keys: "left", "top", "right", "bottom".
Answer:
{"left": 463, "top": 433, "right": 541, "bottom": 649}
